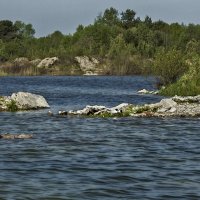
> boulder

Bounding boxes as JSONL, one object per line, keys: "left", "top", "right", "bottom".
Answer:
{"left": 11, "top": 92, "right": 49, "bottom": 110}
{"left": 37, "top": 57, "right": 59, "bottom": 68}
{"left": 157, "top": 98, "right": 177, "bottom": 112}
{"left": 75, "top": 56, "right": 102, "bottom": 75}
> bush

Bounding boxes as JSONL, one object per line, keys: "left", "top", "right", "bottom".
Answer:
{"left": 153, "top": 49, "right": 189, "bottom": 86}
{"left": 160, "top": 55, "right": 200, "bottom": 96}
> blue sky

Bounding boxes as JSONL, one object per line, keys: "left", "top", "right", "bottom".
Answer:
{"left": 0, "top": 0, "right": 200, "bottom": 37}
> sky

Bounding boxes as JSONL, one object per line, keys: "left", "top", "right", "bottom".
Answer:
{"left": 0, "top": 0, "right": 200, "bottom": 37}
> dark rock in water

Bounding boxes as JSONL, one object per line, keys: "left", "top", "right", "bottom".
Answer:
{"left": 0, "top": 133, "right": 33, "bottom": 139}
{"left": 48, "top": 110, "right": 54, "bottom": 116}
{"left": 58, "top": 111, "right": 68, "bottom": 115}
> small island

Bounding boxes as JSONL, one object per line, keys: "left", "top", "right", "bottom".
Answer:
{"left": 58, "top": 95, "right": 200, "bottom": 118}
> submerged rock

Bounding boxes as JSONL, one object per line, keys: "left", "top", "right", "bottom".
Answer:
{"left": 0, "top": 133, "right": 33, "bottom": 139}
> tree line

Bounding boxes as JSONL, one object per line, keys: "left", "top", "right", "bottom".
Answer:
{"left": 0, "top": 7, "right": 200, "bottom": 94}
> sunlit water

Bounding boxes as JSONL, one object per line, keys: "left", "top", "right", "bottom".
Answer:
{"left": 0, "top": 76, "right": 200, "bottom": 200}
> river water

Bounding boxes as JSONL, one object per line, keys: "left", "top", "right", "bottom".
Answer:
{"left": 0, "top": 76, "right": 200, "bottom": 200}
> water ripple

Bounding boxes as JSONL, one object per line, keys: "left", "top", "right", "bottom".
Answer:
{"left": 0, "top": 76, "right": 200, "bottom": 199}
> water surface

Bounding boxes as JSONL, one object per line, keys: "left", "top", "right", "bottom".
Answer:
{"left": 0, "top": 76, "right": 200, "bottom": 200}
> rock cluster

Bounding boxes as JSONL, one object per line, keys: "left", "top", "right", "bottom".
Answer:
{"left": 59, "top": 103, "right": 132, "bottom": 117}
{"left": 0, "top": 92, "right": 49, "bottom": 111}
{"left": 58, "top": 95, "right": 200, "bottom": 118}
{"left": 12, "top": 57, "right": 59, "bottom": 68}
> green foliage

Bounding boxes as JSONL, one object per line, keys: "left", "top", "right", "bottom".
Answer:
{"left": 100, "top": 7, "right": 120, "bottom": 26}
{"left": 121, "top": 9, "right": 136, "bottom": 29}
{"left": 160, "top": 55, "right": 200, "bottom": 96}
{"left": 6, "top": 100, "right": 18, "bottom": 112}
{"left": 1, "top": 8, "right": 200, "bottom": 79}
{"left": 14, "top": 21, "right": 35, "bottom": 39}
{"left": 107, "top": 35, "right": 141, "bottom": 75}
{"left": 0, "top": 20, "right": 19, "bottom": 41}
{"left": 0, "top": 39, "right": 6, "bottom": 61}
{"left": 153, "top": 49, "right": 189, "bottom": 85}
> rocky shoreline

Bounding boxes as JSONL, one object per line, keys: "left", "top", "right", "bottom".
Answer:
{"left": 1, "top": 92, "right": 200, "bottom": 139}
{"left": 58, "top": 95, "right": 200, "bottom": 118}
{"left": 1, "top": 91, "right": 200, "bottom": 118}
{"left": 0, "top": 56, "right": 104, "bottom": 76}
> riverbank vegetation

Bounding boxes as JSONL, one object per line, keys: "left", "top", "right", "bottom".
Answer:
{"left": 0, "top": 7, "right": 200, "bottom": 95}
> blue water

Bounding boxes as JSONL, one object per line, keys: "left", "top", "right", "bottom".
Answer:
{"left": 0, "top": 76, "right": 200, "bottom": 200}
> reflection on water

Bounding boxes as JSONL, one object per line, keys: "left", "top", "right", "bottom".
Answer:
{"left": 0, "top": 76, "right": 200, "bottom": 199}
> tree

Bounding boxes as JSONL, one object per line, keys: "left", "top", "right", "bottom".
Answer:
{"left": 101, "top": 7, "right": 120, "bottom": 26}
{"left": 0, "top": 20, "right": 18, "bottom": 41}
{"left": 121, "top": 9, "right": 136, "bottom": 29}
{"left": 153, "top": 49, "right": 188, "bottom": 85}
{"left": 144, "top": 16, "right": 152, "bottom": 28}
{"left": 14, "top": 21, "right": 35, "bottom": 39}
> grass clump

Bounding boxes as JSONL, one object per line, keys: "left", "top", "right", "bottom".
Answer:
{"left": 6, "top": 100, "right": 19, "bottom": 112}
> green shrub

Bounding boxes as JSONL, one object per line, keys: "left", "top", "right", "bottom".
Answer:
{"left": 153, "top": 49, "right": 189, "bottom": 86}
{"left": 160, "top": 55, "right": 200, "bottom": 96}
{"left": 6, "top": 100, "right": 18, "bottom": 112}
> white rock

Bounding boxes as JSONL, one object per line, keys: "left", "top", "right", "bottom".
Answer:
{"left": 138, "top": 89, "right": 149, "bottom": 94}
{"left": 75, "top": 56, "right": 101, "bottom": 75}
{"left": 138, "top": 89, "right": 158, "bottom": 95}
{"left": 110, "top": 103, "right": 131, "bottom": 113}
{"left": 37, "top": 57, "right": 59, "bottom": 68}
{"left": 11, "top": 92, "right": 49, "bottom": 109}
{"left": 159, "top": 98, "right": 177, "bottom": 109}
